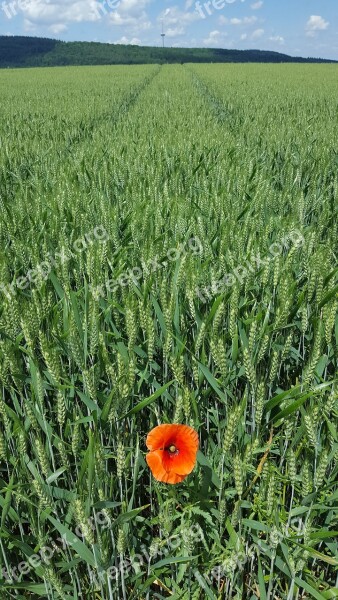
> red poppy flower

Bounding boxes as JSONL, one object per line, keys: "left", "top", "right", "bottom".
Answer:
{"left": 146, "top": 424, "right": 199, "bottom": 484}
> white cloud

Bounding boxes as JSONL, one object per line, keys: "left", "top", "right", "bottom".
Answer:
{"left": 251, "top": 1, "right": 263, "bottom": 9}
{"left": 269, "top": 35, "right": 284, "bottom": 44}
{"left": 22, "top": 0, "right": 101, "bottom": 28}
{"left": 108, "top": 0, "right": 151, "bottom": 28}
{"left": 116, "top": 0, "right": 149, "bottom": 11}
{"left": 203, "top": 30, "right": 220, "bottom": 44}
{"left": 21, "top": 1, "right": 104, "bottom": 34}
{"left": 203, "top": 29, "right": 228, "bottom": 46}
{"left": 19, "top": 0, "right": 152, "bottom": 34}
{"left": 49, "top": 23, "right": 67, "bottom": 34}
{"left": 108, "top": 13, "right": 150, "bottom": 28}
{"left": 240, "top": 33, "right": 247, "bottom": 40}
{"left": 166, "top": 27, "right": 185, "bottom": 37}
{"left": 306, "top": 15, "right": 329, "bottom": 37}
{"left": 114, "top": 35, "right": 141, "bottom": 44}
{"left": 156, "top": 8, "right": 199, "bottom": 41}
{"left": 220, "top": 15, "right": 258, "bottom": 28}
{"left": 230, "top": 16, "right": 258, "bottom": 25}
{"left": 251, "top": 28, "right": 264, "bottom": 39}
{"left": 159, "top": 6, "right": 199, "bottom": 26}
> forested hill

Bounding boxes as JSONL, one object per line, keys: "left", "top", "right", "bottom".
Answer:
{"left": 0, "top": 36, "right": 336, "bottom": 68}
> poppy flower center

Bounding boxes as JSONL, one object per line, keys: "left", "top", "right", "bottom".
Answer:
{"left": 167, "top": 444, "right": 178, "bottom": 454}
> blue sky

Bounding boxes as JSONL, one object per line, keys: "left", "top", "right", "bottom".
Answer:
{"left": 0, "top": 0, "right": 336, "bottom": 59}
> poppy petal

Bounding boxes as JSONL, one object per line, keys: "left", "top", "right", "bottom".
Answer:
{"left": 162, "top": 471, "right": 186, "bottom": 484}
{"left": 163, "top": 448, "right": 197, "bottom": 476}
{"left": 146, "top": 424, "right": 199, "bottom": 484}
{"left": 161, "top": 425, "right": 199, "bottom": 475}
{"left": 146, "top": 424, "right": 180, "bottom": 452}
{"left": 146, "top": 449, "right": 167, "bottom": 479}
{"left": 146, "top": 424, "right": 198, "bottom": 452}
{"left": 146, "top": 450, "right": 186, "bottom": 484}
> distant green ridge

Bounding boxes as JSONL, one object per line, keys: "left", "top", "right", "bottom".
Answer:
{"left": 0, "top": 35, "right": 336, "bottom": 68}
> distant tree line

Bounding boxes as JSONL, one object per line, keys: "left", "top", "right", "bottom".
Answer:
{"left": 0, "top": 36, "right": 336, "bottom": 68}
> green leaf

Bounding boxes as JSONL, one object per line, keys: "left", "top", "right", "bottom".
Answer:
{"left": 303, "top": 547, "right": 338, "bottom": 565}
{"left": 271, "top": 394, "right": 310, "bottom": 423}
{"left": 93, "top": 501, "right": 121, "bottom": 509}
{"left": 322, "top": 588, "right": 338, "bottom": 599}
{"left": 242, "top": 519, "right": 270, "bottom": 533}
{"left": 0, "top": 583, "right": 49, "bottom": 594}
{"left": 257, "top": 557, "right": 267, "bottom": 600}
{"left": 116, "top": 505, "right": 150, "bottom": 525}
{"left": 0, "top": 490, "right": 19, "bottom": 524}
{"left": 100, "top": 389, "right": 115, "bottom": 423}
{"left": 1, "top": 472, "right": 15, "bottom": 528}
{"left": 310, "top": 530, "right": 338, "bottom": 540}
{"left": 46, "top": 467, "right": 67, "bottom": 484}
{"left": 294, "top": 577, "right": 327, "bottom": 600}
{"left": 206, "top": 294, "right": 224, "bottom": 325}
{"left": 225, "top": 518, "right": 240, "bottom": 547}
{"left": 318, "top": 283, "right": 338, "bottom": 309}
{"left": 151, "top": 555, "right": 198, "bottom": 570}
{"left": 197, "top": 361, "right": 226, "bottom": 403}
{"left": 193, "top": 568, "right": 217, "bottom": 600}
{"left": 49, "top": 271, "right": 65, "bottom": 299}
{"left": 197, "top": 450, "right": 221, "bottom": 489}
{"left": 77, "top": 391, "right": 101, "bottom": 416}
{"left": 270, "top": 381, "right": 336, "bottom": 423}
{"left": 120, "top": 380, "right": 174, "bottom": 419}
{"left": 46, "top": 515, "right": 97, "bottom": 568}
{"left": 264, "top": 383, "right": 302, "bottom": 413}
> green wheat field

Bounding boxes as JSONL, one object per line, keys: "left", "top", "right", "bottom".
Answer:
{"left": 0, "top": 63, "right": 337, "bottom": 599}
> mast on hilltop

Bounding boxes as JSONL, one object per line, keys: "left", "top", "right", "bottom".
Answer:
{"left": 161, "top": 20, "right": 165, "bottom": 48}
